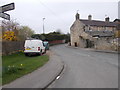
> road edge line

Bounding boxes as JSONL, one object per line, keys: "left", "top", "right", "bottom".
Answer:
{"left": 42, "top": 60, "right": 65, "bottom": 90}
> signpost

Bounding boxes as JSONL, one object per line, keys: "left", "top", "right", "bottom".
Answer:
{"left": 0, "top": 3, "right": 15, "bottom": 20}
{"left": 0, "top": 13, "right": 10, "bottom": 20}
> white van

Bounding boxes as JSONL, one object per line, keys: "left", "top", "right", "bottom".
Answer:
{"left": 24, "top": 39, "right": 46, "bottom": 56}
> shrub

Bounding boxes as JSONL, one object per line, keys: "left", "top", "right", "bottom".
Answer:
{"left": 3, "top": 31, "right": 18, "bottom": 41}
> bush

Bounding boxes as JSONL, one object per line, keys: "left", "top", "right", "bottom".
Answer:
{"left": 31, "top": 32, "right": 70, "bottom": 43}
{"left": 3, "top": 31, "right": 18, "bottom": 41}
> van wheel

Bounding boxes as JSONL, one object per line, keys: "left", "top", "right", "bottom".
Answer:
{"left": 44, "top": 49, "right": 46, "bottom": 54}
{"left": 28, "top": 53, "right": 31, "bottom": 57}
{"left": 39, "top": 50, "right": 42, "bottom": 56}
{"left": 25, "top": 53, "right": 28, "bottom": 56}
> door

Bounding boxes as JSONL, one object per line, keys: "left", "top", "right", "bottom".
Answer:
{"left": 86, "top": 39, "right": 94, "bottom": 48}
{"left": 74, "top": 42, "right": 77, "bottom": 47}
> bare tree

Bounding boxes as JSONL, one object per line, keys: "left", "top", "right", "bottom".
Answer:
{"left": 1, "top": 19, "right": 19, "bottom": 36}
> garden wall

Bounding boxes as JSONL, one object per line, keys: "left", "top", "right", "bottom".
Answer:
{"left": 2, "top": 41, "right": 25, "bottom": 55}
{"left": 94, "top": 38, "right": 118, "bottom": 51}
{"left": 49, "top": 40, "right": 65, "bottom": 46}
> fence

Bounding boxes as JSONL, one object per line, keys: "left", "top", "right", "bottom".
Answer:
{"left": 2, "top": 41, "right": 25, "bottom": 55}
{"left": 49, "top": 40, "right": 65, "bottom": 46}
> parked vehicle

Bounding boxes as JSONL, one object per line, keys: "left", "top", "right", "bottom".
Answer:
{"left": 24, "top": 39, "right": 46, "bottom": 56}
{"left": 43, "top": 41, "right": 49, "bottom": 50}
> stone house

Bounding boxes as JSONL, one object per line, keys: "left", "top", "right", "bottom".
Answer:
{"left": 70, "top": 13, "right": 117, "bottom": 50}
{"left": 114, "top": 19, "right": 120, "bottom": 31}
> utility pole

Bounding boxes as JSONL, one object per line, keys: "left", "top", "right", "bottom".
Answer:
{"left": 43, "top": 18, "right": 45, "bottom": 34}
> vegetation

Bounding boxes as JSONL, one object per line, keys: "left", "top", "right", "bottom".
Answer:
{"left": 31, "top": 31, "right": 70, "bottom": 43}
{"left": 2, "top": 52, "right": 49, "bottom": 85}
{"left": 1, "top": 20, "right": 35, "bottom": 41}
{"left": 2, "top": 31, "right": 17, "bottom": 41}
{"left": 18, "top": 26, "right": 35, "bottom": 40}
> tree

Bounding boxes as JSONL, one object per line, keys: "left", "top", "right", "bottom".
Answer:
{"left": 1, "top": 19, "right": 35, "bottom": 41}
{"left": 64, "top": 32, "right": 70, "bottom": 43}
{"left": 1, "top": 20, "right": 19, "bottom": 41}
{"left": 18, "top": 26, "right": 35, "bottom": 40}
{"left": 3, "top": 31, "right": 17, "bottom": 41}
{"left": 31, "top": 34, "right": 41, "bottom": 39}
{"left": 56, "top": 29, "right": 62, "bottom": 34}
{"left": 1, "top": 19, "right": 19, "bottom": 36}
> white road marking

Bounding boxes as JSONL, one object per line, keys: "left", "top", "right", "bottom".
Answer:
{"left": 56, "top": 76, "right": 60, "bottom": 80}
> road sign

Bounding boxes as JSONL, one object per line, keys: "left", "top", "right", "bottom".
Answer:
{"left": 0, "top": 13, "right": 10, "bottom": 20}
{"left": 0, "top": 3, "right": 15, "bottom": 13}
{"left": 0, "top": 3, "right": 15, "bottom": 20}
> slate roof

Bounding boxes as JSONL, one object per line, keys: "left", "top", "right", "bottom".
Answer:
{"left": 114, "top": 19, "right": 120, "bottom": 22}
{"left": 80, "top": 19, "right": 117, "bottom": 27}
{"left": 113, "top": 19, "right": 120, "bottom": 29}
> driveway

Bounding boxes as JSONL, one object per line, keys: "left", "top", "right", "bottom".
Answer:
{"left": 50, "top": 44, "right": 118, "bottom": 88}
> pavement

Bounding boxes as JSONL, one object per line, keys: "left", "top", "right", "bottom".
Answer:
{"left": 93, "top": 49, "right": 119, "bottom": 54}
{"left": 2, "top": 51, "right": 64, "bottom": 89}
{"left": 66, "top": 45, "right": 119, "bottom": 54}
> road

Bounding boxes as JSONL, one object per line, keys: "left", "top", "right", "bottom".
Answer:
{"left": 49, "top": 44, "right": 118, "bottom": 88}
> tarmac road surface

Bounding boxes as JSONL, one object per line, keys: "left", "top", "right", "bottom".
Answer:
{"left": 50, "top": 44, "right": 118, "bottom": 88}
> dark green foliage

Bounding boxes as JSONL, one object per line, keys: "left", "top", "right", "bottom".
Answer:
{"left": 31, "top": 31, "right": 70, "bottom": 43}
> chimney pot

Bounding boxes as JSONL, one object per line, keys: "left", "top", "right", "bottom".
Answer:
{"left": 76, "top": 13, "right": 80, "bottom": 20}
{"left": 88, "top": 15, "right": 92, "bottom": 20}
{"left": 105, "top": 17, "right": 110, "bottom": 22}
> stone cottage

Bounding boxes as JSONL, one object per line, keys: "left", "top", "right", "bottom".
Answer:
{"left": 70, "top": 13, "right": 117, "bottom": 50}
{"left": 114, "top": 19, "right": 120, "bottom": 30}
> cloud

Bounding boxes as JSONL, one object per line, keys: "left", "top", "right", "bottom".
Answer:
{"left": 0, "top": 1, "right": 118, "bottom": 34}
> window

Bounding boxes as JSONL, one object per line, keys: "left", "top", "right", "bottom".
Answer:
{"left": 83, "top": 26, "right": 85, "bottom": 31}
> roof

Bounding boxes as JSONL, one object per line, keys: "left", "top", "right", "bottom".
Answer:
{"left": 114, "top": 19, "right": 120, "bottom": 22}
{"left": 80, "top": 19, "right": 117, "bottom": 27}
{"left": 85, "top": 30, "right": 114, "bottom": 37}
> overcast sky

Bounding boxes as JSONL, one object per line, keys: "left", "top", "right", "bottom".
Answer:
{"left": 0, "top": 0, "right": 119, "bottom": 34}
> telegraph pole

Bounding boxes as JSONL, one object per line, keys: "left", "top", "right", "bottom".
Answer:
{"left": 43, "top": 18, "right": 45, "bottom": 34}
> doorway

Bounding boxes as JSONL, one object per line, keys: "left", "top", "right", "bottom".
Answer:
{"left": 74, "top": 42, "right": 77, "bottom": 47}
{"left": 86, "top": 39, "right": 94, "bottom": 48}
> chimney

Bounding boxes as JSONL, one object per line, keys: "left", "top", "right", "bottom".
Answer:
{"left": 105, "top": 17, "right": 110, "bottom": 22}
{"left": 88, "top": 15, "right": 92, "bottom": 20}
{"left": 75, "top": 13, "right": 80, "bottom": 20}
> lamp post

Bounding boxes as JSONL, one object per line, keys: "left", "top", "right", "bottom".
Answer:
{"left": 43, "top": 18, "right": 45, "bottom": 34}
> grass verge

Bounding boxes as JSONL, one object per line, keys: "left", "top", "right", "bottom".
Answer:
{"left": 2, "top": 52, "right": 49, "bottom": 85}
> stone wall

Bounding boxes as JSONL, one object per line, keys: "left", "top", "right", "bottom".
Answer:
{"left": 70, "top": 20, "right": 85, "bottom": 47}
{"left": 94, "top": 38, "right": 117, "bottom": 51}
